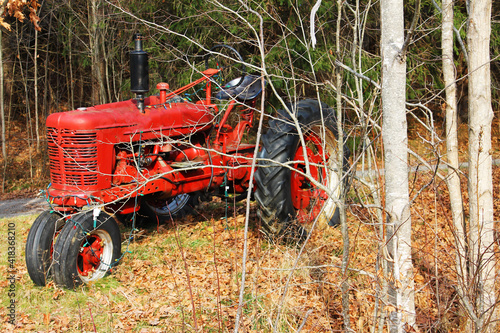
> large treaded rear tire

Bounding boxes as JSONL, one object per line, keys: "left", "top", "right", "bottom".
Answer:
{"left": 254, "top": 99, "right": 349, "bottom": 241}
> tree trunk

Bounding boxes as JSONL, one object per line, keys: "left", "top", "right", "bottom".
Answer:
{"left": 467, "top": 0, "right": 496, "bottom": 331}
{"left": 380, "top": 0, "right": 415, "bottom": 331}
{"left": 90, "top": 0, "right": 101, "bottom": 105}
{"left": 442, "top": 0, "right": 470, "bottom": 326}
{"left": 34, "top": 28, "right": 40, "bottom": 152}
{"left": 1, "top": 28, "right": 5, "bottom": 161}
{"left": 68, "top": 17, "right": 75, "bottom": 110}
{"left": 0, "top": 0, "right": 6, "bottom": 193}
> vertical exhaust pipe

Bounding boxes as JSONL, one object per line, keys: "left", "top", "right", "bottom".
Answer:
{"left": 130, "top": 33, "right": 149, "bottom": 112}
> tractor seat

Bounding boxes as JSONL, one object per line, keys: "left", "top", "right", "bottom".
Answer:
{"left": 215, "top": 75, "right": 266, "bottom": 101}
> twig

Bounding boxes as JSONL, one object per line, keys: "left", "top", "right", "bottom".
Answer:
{"left": 212, "top": 217, "right": 223, "bottom": 332}
{"left": 296, "top": 309, "right": 313, "bottom": 333}
{"left": 233, "top": 2, "right": 266, "bottom": 331}
{"left": 88, "top": 303, "right": 97, "bottom": 333}
{"left": 333, "top": 60, "right": 381, "bottom": 90}
{"left": 173, "top": 223, "right": 199, "bottom": 331}
{"left": 401, "top": 0, "right": 421, "bottom": 57}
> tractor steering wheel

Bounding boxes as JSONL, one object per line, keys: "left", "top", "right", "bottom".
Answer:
{"left": 205, "top": 45, "right": 246, "bottom": 92}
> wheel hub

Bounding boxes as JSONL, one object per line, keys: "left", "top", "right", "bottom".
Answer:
{"left": 78, "top": 235, "right": 104, "bottom": 277}
{"left": 291, "top": 132, "right": 329, "bottom": 223}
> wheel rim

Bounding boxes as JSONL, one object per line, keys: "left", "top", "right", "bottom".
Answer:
{"left": 77, "top": 229, "right": 114, "bottom": 282}
{"left": 290, "top": 127, "right": 340, "bottom": 226}
{"left": 147, "top": 193, "right": 191, "bottom": 216}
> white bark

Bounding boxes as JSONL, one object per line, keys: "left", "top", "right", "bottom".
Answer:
{"left": 381, "top": 0, "right": 415, "bottom": 331}
{"left": 442, "top": 0, "right": 469, "bottom": 314}
{"left": 34, "top": 28, "right": 40, "bottom": 151}
{"left": 467, "top": 0, "right": 496, "bottom": 330}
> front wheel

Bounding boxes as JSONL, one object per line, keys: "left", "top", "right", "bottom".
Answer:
{"left": 255, "top": 99, "right": 350, "bottom": 241}
{"left": 25, "top": 210, "right": 66, "bottom": 286}
{"left": 52, "top": 210, "right": 121, "bottom": 288}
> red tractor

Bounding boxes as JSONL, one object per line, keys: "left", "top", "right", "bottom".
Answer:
{"left": 25, "top": 35, "right": 348, "bottom": 288}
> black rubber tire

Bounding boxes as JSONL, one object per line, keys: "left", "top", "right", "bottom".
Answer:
{"left": 52, "top": 210, "right": 121, "bottom": 289}
{"left": 140, "top": 192, "right": 205, "bottom": 224}
{"left": 25, "top": 210, "right": 66, "bottom": 286}
{"left": 255, "top": 99, "right": 350, "bottom": 241}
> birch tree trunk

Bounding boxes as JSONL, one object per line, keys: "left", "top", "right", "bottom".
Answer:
{"left": 380, "top": 0, "right": 415, "bottom": 331}
{"left": 442, "top": 0, "right": 469, "bottom": 320}
{"left": 34, "top": 28, "right": 40, "bottom": 152}
{"left": 467, "top": 0, "right": 496, "bottom": 331}
{"left": 90, "top": 0, "right": 103, "bottom": 105}
{"left": 1, "top": 28, "right": 5, "bottom": 161}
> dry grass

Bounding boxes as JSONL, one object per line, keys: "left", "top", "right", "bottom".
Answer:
{"left": 0, "top": 206, "right": 348, "bottom": 332}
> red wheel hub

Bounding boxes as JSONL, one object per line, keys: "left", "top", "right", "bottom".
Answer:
{"left": 290, "top": 132, "right": 329, "bottom": 223}
{"left": 78, "top": 235, "right": 104, "bottom": 276}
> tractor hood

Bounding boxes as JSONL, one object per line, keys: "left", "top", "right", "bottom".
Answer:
{"left": 46, "top": 97, "right": 215, "bottom": 142}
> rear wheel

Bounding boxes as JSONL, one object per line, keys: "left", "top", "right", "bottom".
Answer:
{"left": 255, "top": 99, "right": 349, "bottom": 241}
{"left": 25, "top": 210, "right": 65, "bottom": 286}
{"left": 52, "top": 210, "right": 121, "bottom": 288}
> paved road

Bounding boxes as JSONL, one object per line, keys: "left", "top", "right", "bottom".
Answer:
{"left": 0, "top": 197, "right": 49, "bottom": 219}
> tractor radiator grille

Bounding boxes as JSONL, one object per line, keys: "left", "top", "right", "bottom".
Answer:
{"left": 47, "top": 127, "right": 99, "bottom": 187}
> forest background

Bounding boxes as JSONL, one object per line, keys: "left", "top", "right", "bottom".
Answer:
{"left": 1, "top": 0, "right": 500, "bottom": 332}
{"left": 0, "top": 1, "right": 499, "bottom": 193}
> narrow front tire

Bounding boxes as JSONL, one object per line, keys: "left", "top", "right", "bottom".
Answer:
{"left": 52, "top": 210, "right": 121, "bottom": 288}
{"left": 25, "top": 210, "right": 65, "bottom": 286}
